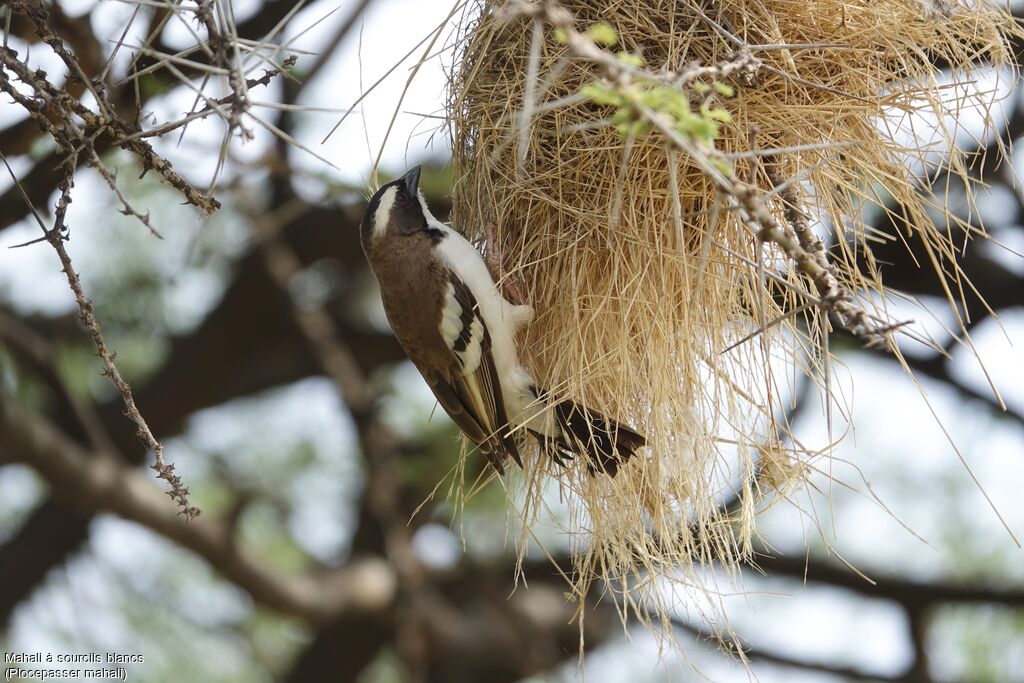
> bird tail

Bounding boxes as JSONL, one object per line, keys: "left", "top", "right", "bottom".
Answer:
{"left": 533, "top": 397, "right": 645, "bottom": 477}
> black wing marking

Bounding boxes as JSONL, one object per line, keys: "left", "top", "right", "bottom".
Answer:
{"left": 433, "top": 274, "right": 521, "bottom": 468}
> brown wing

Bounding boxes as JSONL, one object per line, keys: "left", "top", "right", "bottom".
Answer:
{"left": 426, "top": 371, "right": 505, "bottom": 473}
{"left": 424, "top": 274, "right": 521, "bottom": 469}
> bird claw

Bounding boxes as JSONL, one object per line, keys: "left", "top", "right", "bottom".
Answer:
{"left": 484, "top": 221, "right": 528, "bottom": 307}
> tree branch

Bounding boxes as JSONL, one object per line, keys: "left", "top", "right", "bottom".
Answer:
{"left": 753, "top": 552, "right": 1024, "bottom": 608}
{"left": 863, "top": 345, "right": 1024, "bottom": 427}
{"left": 672, "top": 618, "right": 903, "bottom": 682}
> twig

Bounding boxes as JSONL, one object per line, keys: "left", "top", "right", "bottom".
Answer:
{"left": 0, "top": 152, "right": 198, "bottom": 518}
{"left": 86, "top": 147, "right": 162, "bottom": 237}
{"left": 0, "top": 41, "right": 220, "bottom": 214}
{"left": 508, "top": 0, "right": 905, "bottom": 348}
{"left": 129, "top": 55, "right": 297, "bottom": 140}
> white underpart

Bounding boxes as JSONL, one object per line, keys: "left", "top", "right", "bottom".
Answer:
{"left": 418, "top": 194, "right": 558, "bottom": 437}
{"left": 372, "top": 187, "right": 397, "bottom": 240}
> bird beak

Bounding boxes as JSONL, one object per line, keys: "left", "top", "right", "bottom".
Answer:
{"left": 401, "top": 166, "right": 421, "bottom": 196}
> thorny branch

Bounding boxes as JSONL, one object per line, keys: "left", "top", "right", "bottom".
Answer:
{"left": 1, "top": 151, "right": 198, "bottom": 517}
{"left": 1, "top": 2, "right": 220, "bottom": 213}
{"left": 134, "top": 55, "right": 297, "bottom": 140}
{"left": 766, "top": 165, "right": 910, "bottom": 344}
{"left": 0, "top": 43, "right": 218, "bottom": 215}
{"left": 506, "top": 0, "right": 906, "bottom": 348}
{"left": 0, "top": 0, "right": 298, "bottom": 515}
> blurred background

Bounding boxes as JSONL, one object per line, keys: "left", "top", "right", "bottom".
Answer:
{"left": 0, "top": 1, "right": 1022, "bottom": 682}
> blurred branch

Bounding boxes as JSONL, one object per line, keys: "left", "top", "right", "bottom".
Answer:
{"left": 0, "top": 391, "right": 397, "bottom": 623}
{"left": 671, "top": 618, "right": 904, "bottom": 682}
{"left": 866, "top": 346, "right": 1024, "bottom": 427}
{"left": 0, "top": 374, "right": 607, "bottom": 682}
{"left": 253, "top": 204, "right": 376, "bottom": 414}
{"left": 0, "top": 308, "right": 115, "bottom": 454}
{"left": 904, "top": 604, "right": 932, "bottom": 683}
{"left": 253, "top": 0, "right": 443, "bottom": 665}
{"left": 252, "top": 200, "right": 435, "bottom": 678}
{"left": 281, "top": 611, "right": 393, "bottom": 683}
{"left": 731, "top": 548, "right": 1024, "bottom": 682}
{"left": 753, "top": 552, "right": 1024, "bottom": 607}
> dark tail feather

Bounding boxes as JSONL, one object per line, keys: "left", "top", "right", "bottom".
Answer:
{"left": 498, "top": 426, "right": 523, "bottom": 469}
{"left": 552, "top": 399, "right": 645, "bottom": 477}
{"left": 478, "top": 427, "right": 522, "bottom": 476}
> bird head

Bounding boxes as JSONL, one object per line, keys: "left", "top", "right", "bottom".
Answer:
{"left": 360, "top": 166, "right": 427, "bottom": 251}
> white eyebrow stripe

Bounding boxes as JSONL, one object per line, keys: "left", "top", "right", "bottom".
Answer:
{"left": 373, "top": 186, "right": 397, "bottom": 238}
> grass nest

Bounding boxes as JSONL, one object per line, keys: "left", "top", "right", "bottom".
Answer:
{"left": 446, "top": 0, "right": 1021, "bottom": 632}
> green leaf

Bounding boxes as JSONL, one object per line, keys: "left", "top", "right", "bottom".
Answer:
{"left": 580, "top": 82, "right": 623, "bottom": 107}
{"left": 553, "top": 28, "right": 568, "bottom": 44}
{"left": 616, "top": 120, "right": 649, "bottom": 138}
{"left": 713, "top": 80, "right": 735, "bottom": 97}
{"left": 704, "top": 107, "right": 732, "bottom": 123}
{"left": 676, "top": 113, "right": 718, "bottom": 142}
{"left": 617, "top": 51, "right": 644, "bottom": 67}
{"left": 710, "top": 158, "right": 734, "bottom": 177}
{"left": 586, "top": 22, "right": 617, "bottom": 47}
{"left": 642, "top": 86, "right": 689, "bottom": 119}
{"left": 610, "top": 108, "right": 632, "bottom": 126}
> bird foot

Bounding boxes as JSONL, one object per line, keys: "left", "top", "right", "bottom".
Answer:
{"left": 484, "top": 222, "right": 527, "bottom": 307}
